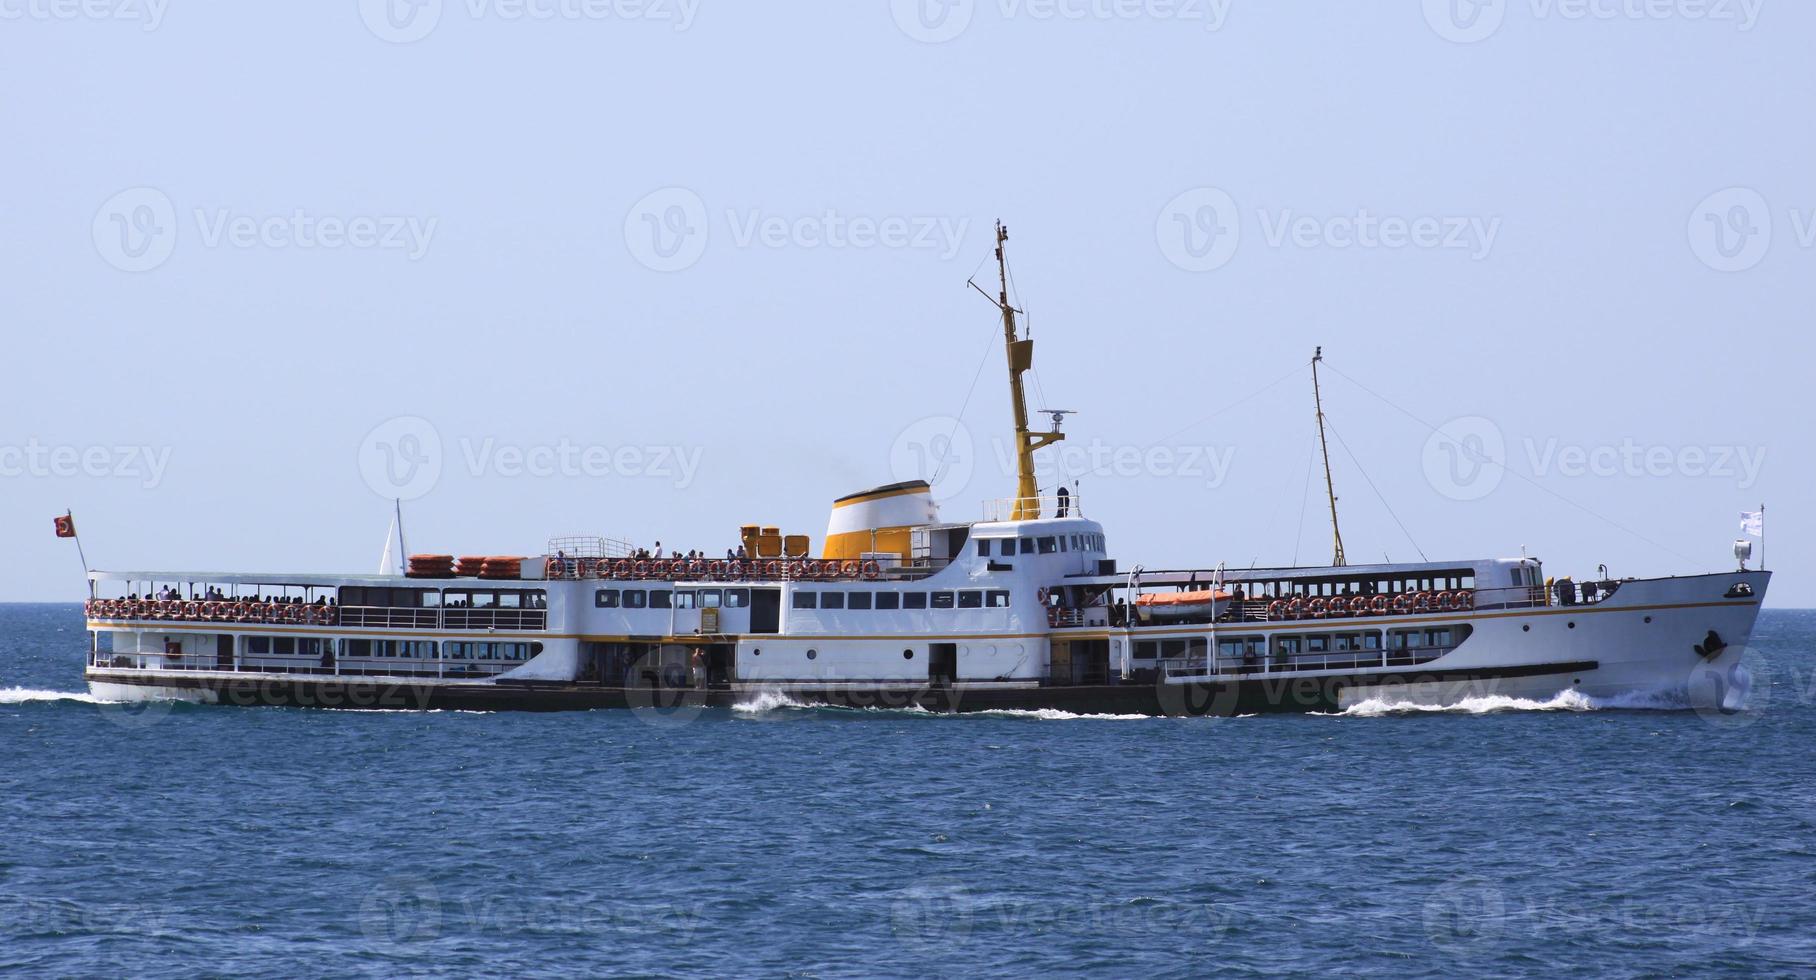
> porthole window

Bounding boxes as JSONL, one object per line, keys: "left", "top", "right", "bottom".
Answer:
{"left": 752, "top": 648, "right": 761, "bottom": 657}
{"left": 806, "top": 649, "right": 818, "bottom": 660}
{"left": 1567, "top": 622, "right": 1576, "bottom": 630}
{"left": 1644, "top": 616, "right": 1652, "bottom": 624}
{"left": 1522, "top": 625, "right": 1530, "bottom": 632}
{"left": 903, "top": 649, "right": 914, "bottom": 660}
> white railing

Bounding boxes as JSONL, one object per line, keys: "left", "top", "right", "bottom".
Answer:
{"left": 982, "top": 495, "right": 1084, "bottom": 523}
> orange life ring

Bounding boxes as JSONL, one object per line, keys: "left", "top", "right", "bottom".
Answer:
{"left": 861, "top": 560, "right": 881, "bottom": 580}
{"left": 1453, "top": 589, "right": 1475, "bottom": 611}
{"left": 1326, "top": 597, "right": 1348, "bottom": 619}
{"left": 183, "top": 601, "right": 201, "bottom": 620}
{"left": 1371, "top": 595, "right": 1390, "bottom": 615}
{"left": 632, "top": 560, "right": 651, "bottom": 579}
{"left": 841, "top": 560, "right": 861, "bottom": 578}
{"left": 1350, "top": 596, "right": 1370, "bottom": 616}
{"left": 1267, "top": 599, "right": 1286, "bottom": 619}
{"left": 546, "top": 558, "right": 566, "bottom": 580}
{"left": 1287, "top": 597, "right": 1305, "bottom": 620}
{"left": 690, "top": 560, "right": 709, "bottom": 579}
{"left": 1413, "top": 592, "right": 1433, "bottom": 612}
{"left": 764, "top": 560, "right": 783, "bottom": 579}
{"left": 612, "top": 560, "right": 630, "bottom": 579}
{"left": 1307, "top": 597, "right": 1328, "bottom": 618}
{"left": 728, "top": 561, "right": 745, "bottom": 581}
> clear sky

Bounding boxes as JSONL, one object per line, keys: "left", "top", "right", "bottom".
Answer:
{"left": 2, "top": 0, "right": 1808, "bottom": 605}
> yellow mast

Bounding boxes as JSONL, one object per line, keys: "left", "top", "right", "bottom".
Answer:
{"left": 990, "top": 222, "right": 1064, "bottom": 521}
{"left": 1312, "top": 346, "right": 1346, "bottom": 567}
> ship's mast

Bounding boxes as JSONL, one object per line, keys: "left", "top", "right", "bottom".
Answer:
{"left": 1312, "top": 347, "right": 1346, "bottom": 567}
{"left": 989, "top": 222, "right": 1064, "bottom": 521}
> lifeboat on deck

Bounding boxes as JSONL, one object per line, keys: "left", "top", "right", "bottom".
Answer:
{"left": 1134, "top": 589, "right": 1232, "bottom": 621}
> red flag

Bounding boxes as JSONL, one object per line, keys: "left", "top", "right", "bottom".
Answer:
{"left": 54, "top": 514, "right": 76, "bottom": 538}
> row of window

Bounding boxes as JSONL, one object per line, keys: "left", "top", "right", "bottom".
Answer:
{"left": 793, "top": 590, "right": 1010, "bottom": 611}
{"left": 1231, "top": 572, "right": 1477, "bottom": 599}
{"left": 1135, "top": 626, "right": 1473, "bottom": 661}
{"left": 594, "top": 588, "right": 752, "bottom": 610}
{"left": 243, "top": 636, "right": 543, "bottom": 661}
{"left": 976, "top": 532, "right": 1106, "bottom": 559}
{"left": 339, "top": 587, "right": 548, "bottom": 610}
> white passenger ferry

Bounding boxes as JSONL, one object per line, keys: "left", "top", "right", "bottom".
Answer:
{"left": 81, "top": 226, "right": 1769, "bottom": 715}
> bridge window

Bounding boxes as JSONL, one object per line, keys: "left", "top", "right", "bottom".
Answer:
{"left": 699, "top": 589, "right": 723, "bottom": 609}
{"left": 903, "top": 592, "right": 928, "bottom": 610}
{"left": 1135, "top": 641, "right": 1158, "bottom": 660}
{"left": 624, "top": 590, "right": 648, "bottom": 609}
{"left": 821, "top": 592, "right": 845, "bottom": 610}
{"left": 875, "top": 592, "right": 901, "bottom": 611}
{"left": 793, "top": 592, "right": 817, "bottom": 610}
{"left": 958, "top": 591, "right": 984, "bottom": 609}
{"left": 1038, "top": 537, "right": 1058, "bottom": 555}
{"left": 930, "top": 592, "right": 955, "bottom": 609}
{"left": 649, "top": 591, "right": 672, "bottom": 610}
{"left": 725, "top": 589, "right": 750, "bottom": 609}
{"left": 848, "top": 592, "right": 873, "bottom": 611}
{"left": 1021, "top": 539, "right": 1037, "bottom": 555}
{"left": 595, "top": 590, "right": 620, "bottom": 608}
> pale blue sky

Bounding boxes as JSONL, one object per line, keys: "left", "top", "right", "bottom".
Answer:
{"left": 2, "top": 1, "right": 1808, "bottom": 604}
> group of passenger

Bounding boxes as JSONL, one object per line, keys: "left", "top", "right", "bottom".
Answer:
{"left": 130, "top": 588, "right": 336, "bottom": 607}
{"left": 627, "top": 541, "right": 751, "bottom": 562}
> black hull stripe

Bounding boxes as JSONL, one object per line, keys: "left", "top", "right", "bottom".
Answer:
{"left": 87, "top": 661, "right": 1599, "bottom": 716}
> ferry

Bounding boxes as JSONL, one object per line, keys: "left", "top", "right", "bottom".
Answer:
{"left": 80, "top": 225, "right": 1770, "bottom": 715}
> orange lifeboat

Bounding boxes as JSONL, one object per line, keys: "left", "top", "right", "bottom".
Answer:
{"left": 1134, "top": 589, "right": 1232, "bottom": 621}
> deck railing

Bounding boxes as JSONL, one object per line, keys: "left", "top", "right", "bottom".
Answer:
{"left": 87, "top": 599, "right": 546, "bottom": 633}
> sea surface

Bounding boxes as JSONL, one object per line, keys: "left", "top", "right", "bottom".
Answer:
{"left": 2, "top": 603, "right": 1813, "bottom": 978}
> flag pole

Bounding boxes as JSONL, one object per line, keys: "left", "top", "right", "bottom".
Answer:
{"left": 68, "top": 509, "right": 90, "bottom": 578}
{"left": 1760, "top": 503, "right": 1765, "bottom": 572}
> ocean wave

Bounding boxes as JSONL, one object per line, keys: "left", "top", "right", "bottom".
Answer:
{"left": 966, "top": 708, "right": 1154, "bottom": 721}
{"left": 1332, "top": 688, "right": 1694, "bottom": 718}
{"left": 0, "top": 687, "right": 117, "bottom": 705}
{"left": 728, "top": 692, "right": 1150, "bottom": 721}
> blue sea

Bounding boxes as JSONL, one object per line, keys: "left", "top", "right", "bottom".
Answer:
{"left": 2, "top": 604, "right": 1813, "bottom": 978}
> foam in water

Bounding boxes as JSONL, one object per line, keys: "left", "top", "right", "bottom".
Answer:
{"left": 0, "top": 687, "right": 117, "bottom": 705}
{"left": 1333, "top": 687, "right": 1695, "bottom": 718}
{"left": 732, "top": 690, "right": 808, "bottom": 714}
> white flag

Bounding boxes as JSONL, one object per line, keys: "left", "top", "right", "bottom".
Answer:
{"left": 1740, "top": 511, "right": 1763, "bottom": 538}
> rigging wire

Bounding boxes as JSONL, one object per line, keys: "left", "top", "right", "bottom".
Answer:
{"left": 1319, "top": 360, "right": 1699, "bottom": 565}
{"left": 1292, "top": 430, "right": 1316, "bottom": 567}
{"left": 944, "top": 306, "right": 1007, "bottom": 466}
{"left": 1325, "top": 416, "right": 1428, "bottom": 562}
{"left": 1143, "top": 361, "right": 1307, "bottom": 452}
